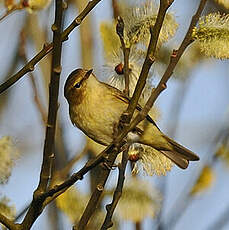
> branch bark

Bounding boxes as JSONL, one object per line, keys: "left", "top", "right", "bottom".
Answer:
{"left": 75, "top": 146, "right": 122, "bottom": 230}
{"left": 0, "top": 0, "right": 102, "bottom": 94}
{"left": 124, "top": 0, "right": 174, "bottom": 121}
{"left": 100, "top": 149, "right": 129, "bottom": 230}
{"left": 0, "top": 213, "right": 19, "bottom": 230}
{"left": 20, "top": 0, "right": 64, "bottom": 229}
{"left": 116, "top": 16, "right": 130, "bottom": 97}
{"left": 123, "top": 0, "right": 207, "bottom": 136}
{"left": 73, "top": 1, "right": 174, "bottom": 229}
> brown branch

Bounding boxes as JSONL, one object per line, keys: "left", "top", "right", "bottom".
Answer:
{"left": 0, "top": 0, "right": 102, "bottom": 94}
{"left": 20, "top": 0, "right": 64, "bottom": 229}
{"left": 73, "top": 2, "right": 174, "bottom": 228}
{"left": 124, "top": 0, "right": 207, "bottom": 135}
{"left": 14, "top": 148, "right": 87, "bottom": 222}
{"left": 76, "top": 145, "right": 122, "bottom": 230}
{"left": 124, "top": 0, "right": 174, "bottom": 122}
{"left": 100, "top": 149, "right": 129, "bottom": 230}
{"left": 19, "top": 29, "right": 47, "bottom": 125}
{"left": 41, "top": 145, "right": 115, "bottom": 203}
{"left": 0, "top": 213, "right": 19, "bottom": 230}
{"left": 116, "top": 16, "right": 130, "bottom": 97}
{"left": 38, "top": 0, "right": 63, "bottom": 193}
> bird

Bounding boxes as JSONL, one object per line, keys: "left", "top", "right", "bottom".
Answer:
{"left": 64, "top": 68, "right": 199, "bottom": 169}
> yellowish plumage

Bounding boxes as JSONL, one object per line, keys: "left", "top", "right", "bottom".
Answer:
{"left": 64, "top": 69, "right": 199, "bottom": 169}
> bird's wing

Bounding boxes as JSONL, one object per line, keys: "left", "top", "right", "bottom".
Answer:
{"left": 100, "top": 82, "right": 160, "bottom": 129}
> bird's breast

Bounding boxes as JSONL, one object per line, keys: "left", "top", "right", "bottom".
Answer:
{"left": 69, "top": 89, "right": 126, "bottom": 145}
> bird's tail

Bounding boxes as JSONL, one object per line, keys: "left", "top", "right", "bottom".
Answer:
{"left": 160, "top": 135, "right": 199, "bottom": 169}
{"left": 139, "top": 129, "right": 199, "bottom": 169}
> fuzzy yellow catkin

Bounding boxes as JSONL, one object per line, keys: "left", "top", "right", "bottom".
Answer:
{"left": 190, "top": 165, "right": 215, "bottom": 196}
{"left": 56, "top": 185, "right": 110, "bottom": 228}
{"left": 56, "top": 186, "right": 87, "bottom": 223}
{"left": 99, "top": 20, "right": 173, "bottom": 176}
{"left": 0, "top": 136, "right": 18, "bottom": 184}
{"left": 116, "top": 177, "right": 161, "bottom": 222}
{"left": 0, "top": 197, "right": 16, "bottom": 224}
{"left": 122, "top": 1, "right": 178, "bottom": 47}
{"left": 215, "top": 143, "right": 229, "bottom": 166}
{"left": 100, "top": 22, "right": 121, "bottom": 59}
{"left": 192, "top": 13, "right": 229, "bottom": 59}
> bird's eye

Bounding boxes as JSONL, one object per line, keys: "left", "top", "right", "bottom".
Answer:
{"left": 74, "top": 82, "right": 81, "bottom": 88}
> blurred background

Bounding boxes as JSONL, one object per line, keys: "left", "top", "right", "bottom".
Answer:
{"left": 0, "top": 0, "right": 229, "bottom": 229}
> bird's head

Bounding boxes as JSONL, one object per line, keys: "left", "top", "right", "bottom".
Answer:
{"left": 64, "top": 68, "right": 94, "bottom": 105}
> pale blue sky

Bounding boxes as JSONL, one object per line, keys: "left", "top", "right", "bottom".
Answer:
{"left": 0, "top": 1, "right": 229, "bottom": 230}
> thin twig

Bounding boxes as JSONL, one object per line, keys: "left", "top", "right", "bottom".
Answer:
{"left": 0, "top": 213, "right": 19, "bottom": 230}
{"left": 40, "top": 145, "right": 114, "bottom": 202}
{"left": 116, "top": 16, "right": 130, "bottom": 97}
{"left": 0, "top": 0, "right": 102, "bottom": 94}
{"left": 21, "top": 1, "right": 64, "bottom": 229}
{"left": 124, "top": 0, "right": 174, "bottom": 122}
{"left": 19, "top": 29, "right": 47, "bottom": 125}
{"left": 125, "top": 0, "right": 207, "bottom": 136}
{"left": 100, "top": 149, "right": 129, "bottom": 229}
{"left": 75, "top": 1, "right": 174, "bottom": 229}
{"left": 76, "top": 146, "right": 122, "bottom": 230}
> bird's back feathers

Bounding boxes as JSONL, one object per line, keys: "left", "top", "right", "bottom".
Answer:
{"left": 101, "top": 81, "right": 200, "bottom": 169}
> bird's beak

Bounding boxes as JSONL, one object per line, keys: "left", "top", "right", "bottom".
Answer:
{"left": 84, "top": 69, "right": 93, "bottom": 80}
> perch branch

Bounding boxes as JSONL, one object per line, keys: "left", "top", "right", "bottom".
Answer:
{"left": 124, "top": 0, "right": 174, "bottom": 122}
{"left": 125, "top": 0, "right": 207, "bottom": 135}
{"left": 41, "top": 145, "right": 115, "bottom": 203}
{"left": 21, "top": 0, "right": 64, "bottom": 229}
{"left": 75, "top": 1, "right": 174, "bottom": 229}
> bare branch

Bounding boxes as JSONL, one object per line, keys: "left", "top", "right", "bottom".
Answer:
{"left": 116, "top": 17, "right": 130, "bottom": 97}
{"left": 41, "top": 145, "right": 115, "bottom": 203}
{"left": 123, "top": 0, "right": 208, "bottom": 136}
{"left": 0, "top": 213, "right": 19, "bottom": 230}
{"left": 21, "top": 0, "right": 64, "bottom": 228}
{"left": 19, "top": 29, "right": 47, "bottom": 125}
{"left": 72, "top": 2, "right": 174, "bottom": 228}
{"left": 76, "top": 146, "right": 122, "bottom": 230}
{"left": 0, "top": 0, "right": 102, "bottom": 94}
{"left": 100, "top": 149, "right": 129, "bottom": 230}
{"left": 124, "top": 0, "right": 174, "bottom": 121}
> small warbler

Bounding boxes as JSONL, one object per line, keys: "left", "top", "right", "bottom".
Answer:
{"left": 64, "top": 68, "right": 199, "bottom": 169}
